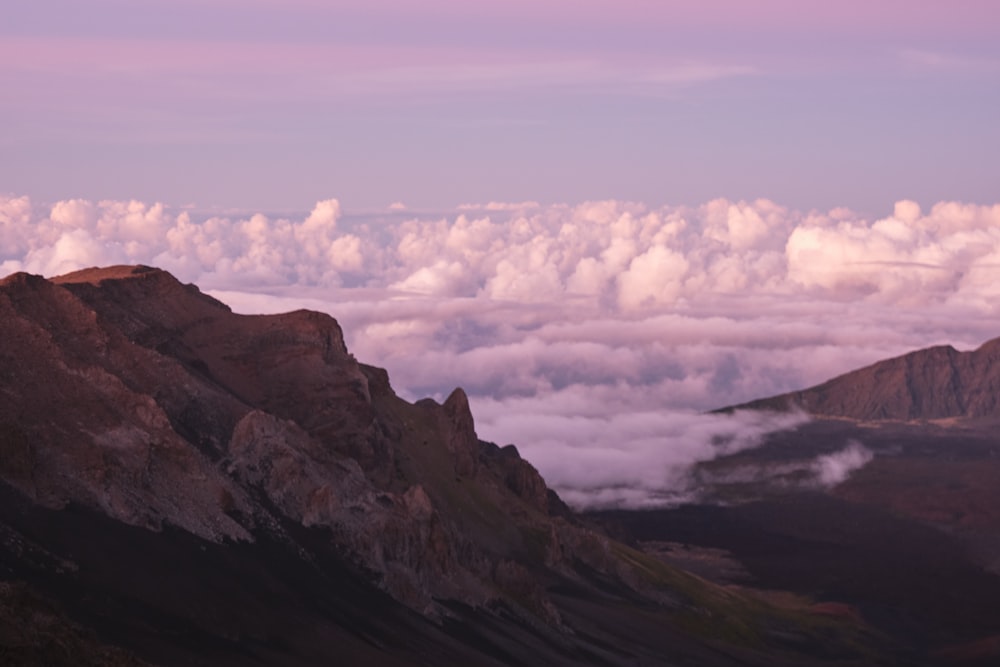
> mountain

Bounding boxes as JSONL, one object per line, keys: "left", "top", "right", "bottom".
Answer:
{"left": 588, "top": 336, "right": 1000, "bottom": 667}
{"left": 732, "top": 339, "right": 1000, "bottom": 421}
{"left": 0, "top": 266, "right": 882, "bottom": 666}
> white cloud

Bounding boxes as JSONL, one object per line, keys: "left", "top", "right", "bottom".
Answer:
{"left": 812, "top": 441, "right": 874, "bottom": 487}
{"left": 474, "top": 406, "right": 809, "bottom": 509}
{"left": 457, "top": 201, "right": 541, "bottom": 211}
{"left": 0, "top": 195, "right": 35, "bottom": 256}
{"left": 616, "top": 244, "right": 689, "bottom": 309}
{"left": 24, "top": 228, "right": 127, "bottom": 277}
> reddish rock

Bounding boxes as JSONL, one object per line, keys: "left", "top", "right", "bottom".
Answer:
{"left": 440, "top": 387, "right": 480, "bottom": 478}
{"left": 0, "top": 265, "right": 895, "bottom": 666}
{"left": 737, "top": 338, "right": 1000, "bottom": 420}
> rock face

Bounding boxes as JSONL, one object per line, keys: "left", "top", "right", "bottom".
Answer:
{"left": 0, "top": 266, "right": 887, "bottom": 666}
{"left": 736, "top": 338, "right": 1000, "bottom": 420}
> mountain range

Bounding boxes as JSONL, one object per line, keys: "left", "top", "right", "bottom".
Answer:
{"left": 1, "top": 265, "right": 998, "bottom": 666}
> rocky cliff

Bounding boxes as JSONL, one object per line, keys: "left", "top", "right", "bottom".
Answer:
{"left": 733, "top": 338, "right": 1000, "bottom": 421}
{"left": 0, "top": 265, "right": 886, "bottom": 666}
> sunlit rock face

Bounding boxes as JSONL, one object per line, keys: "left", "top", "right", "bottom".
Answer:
{"left": 0, "top": 265, "right": 582, "bottom": 614}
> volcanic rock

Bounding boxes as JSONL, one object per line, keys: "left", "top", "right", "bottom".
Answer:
{"left": 0, "top": 265, "right": 895, "bottom": 666}
{"left": 735, "top": 338, "right": 1000, "bottom": 420}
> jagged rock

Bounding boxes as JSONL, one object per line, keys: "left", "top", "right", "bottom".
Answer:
{"left": 479, "top": 442, "right": 552, "bottom": 514}
{"left": 402, "top": 485, "right": 434, "bottom": 521}
{"left": 440, "top": 388, "right": 480, "bottom": 478}
{"left": 225, "top": 409, "right": 474, "bottom": 613}
{"left": 226, "top": 410, "right": 368, "bottom": 525}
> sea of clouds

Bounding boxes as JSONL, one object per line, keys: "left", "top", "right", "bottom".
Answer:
{"left": 3, "top": 195, "right": 999, "bottom": 507}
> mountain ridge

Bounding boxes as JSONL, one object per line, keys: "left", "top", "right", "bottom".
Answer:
{"left": 0, "top": 265, "right": 883, "bottom": 665}
{"left": 730, "top": 337, "right": 1000, "bottom": 421}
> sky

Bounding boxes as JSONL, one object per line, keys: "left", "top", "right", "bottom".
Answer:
{"left": 2, "top": 0, "right": 999, "bottom": 212}
{"left": 2, "top": 1, "right": 1000, "bottom": 507}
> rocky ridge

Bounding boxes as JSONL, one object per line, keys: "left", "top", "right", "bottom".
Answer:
{"left": 0, "top": 265, "right": 887, "bottom": 666}
{"left": 733, "top": 338, "right": 1000, "bottom": 421}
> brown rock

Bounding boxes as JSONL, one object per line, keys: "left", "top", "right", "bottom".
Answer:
{"left": 736, "top": 337, "right": 1000, "bottom": 420}
{"left": 440, "top": 387, "right": 480, "bottom": 478}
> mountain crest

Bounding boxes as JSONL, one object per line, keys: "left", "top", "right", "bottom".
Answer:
{"left": 0, "top": 265, "right": 907, "bottom": 666}
{"left": 52, "top": 264, "right": 166, "bottom": 285}
{"left": 739, "top": 337, "right": 1000, "bottom": 420}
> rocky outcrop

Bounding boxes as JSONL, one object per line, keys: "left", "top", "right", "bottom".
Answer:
{"left": 479, "top": 442, "right": 552, "bottom": 514}
{"left": 0, "top": 266, "right": 581, "bottom": 617}
{"left": 225, "top": 410, "right": 370, "bottom": 526}
{"left": 735, "top": 338, "right": 1000, "bottom": 420}
{"left": 224, "top": 409, "right": 477, "bottom": 614}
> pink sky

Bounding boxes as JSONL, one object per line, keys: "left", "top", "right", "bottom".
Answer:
{"left": 2, "top": 0, "right": 998, "bottom": 210}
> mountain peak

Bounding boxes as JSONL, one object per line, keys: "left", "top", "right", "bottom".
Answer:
{"left": 52, "top": 264, "right": 166, "bottom": 285}
{"left": 0, "top": 271, "right": 46, "bottom": 289}
{"left": 736, "top": 336, "right": 1000, "bottom": 421}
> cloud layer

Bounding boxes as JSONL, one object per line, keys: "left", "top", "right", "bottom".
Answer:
{"left": 3, "top": 194, "right": 999, "bottom": 506}
{"left": 485, "top": 407, "right": 811, "bottom": 509}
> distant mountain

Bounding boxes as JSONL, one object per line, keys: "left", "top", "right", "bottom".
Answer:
{"left": 0, "top": 266, "right": 879, "bottom": 666}
{"left": 631, "top": 335, "right": 1000, "bottom": 665}
{"left": 733, "top": 338, "right": 1000, "bottom": 420}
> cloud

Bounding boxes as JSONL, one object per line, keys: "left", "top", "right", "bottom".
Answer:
{"left": 457, "top": 201, "right": 541, "bottom": 212}
{"left": 472, "top": 406, "right": 810, "bottom": 509}
{"left": 692, "top": 439, "right": 875, "bottom": 494}
{"left": 1, "top": 35, "right": 754, "bottom": 110}
{"left": 3, "top": 194, "right": 1000, "bottom": 507}
{"left": 0, "top": 195, "right": 34, "bottom": 257}
{"left": 899, "top": 49, "right": 1000, "bottom": 74}
{"left": 812, "top": 440, "right": 874, "bottom": 486}
{"left": 616, "top": 244, "right": 690, "bottom": 309}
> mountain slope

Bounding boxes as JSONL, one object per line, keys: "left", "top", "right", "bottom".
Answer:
{"left": 677, "top": 335, "right": 1000, "bottom": 664}
{"left": 734, "top": 339, "right": 1000, "bottom": 420}
{"left": 0, "top": 265, "right": 880, "bottom": 665}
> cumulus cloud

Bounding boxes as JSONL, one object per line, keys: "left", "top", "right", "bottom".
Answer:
{"left": 457, "top": 201, "right": 541, "bottom": 211}
{"left": 2, "top": 194, "right": 999, "bottom": 507}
